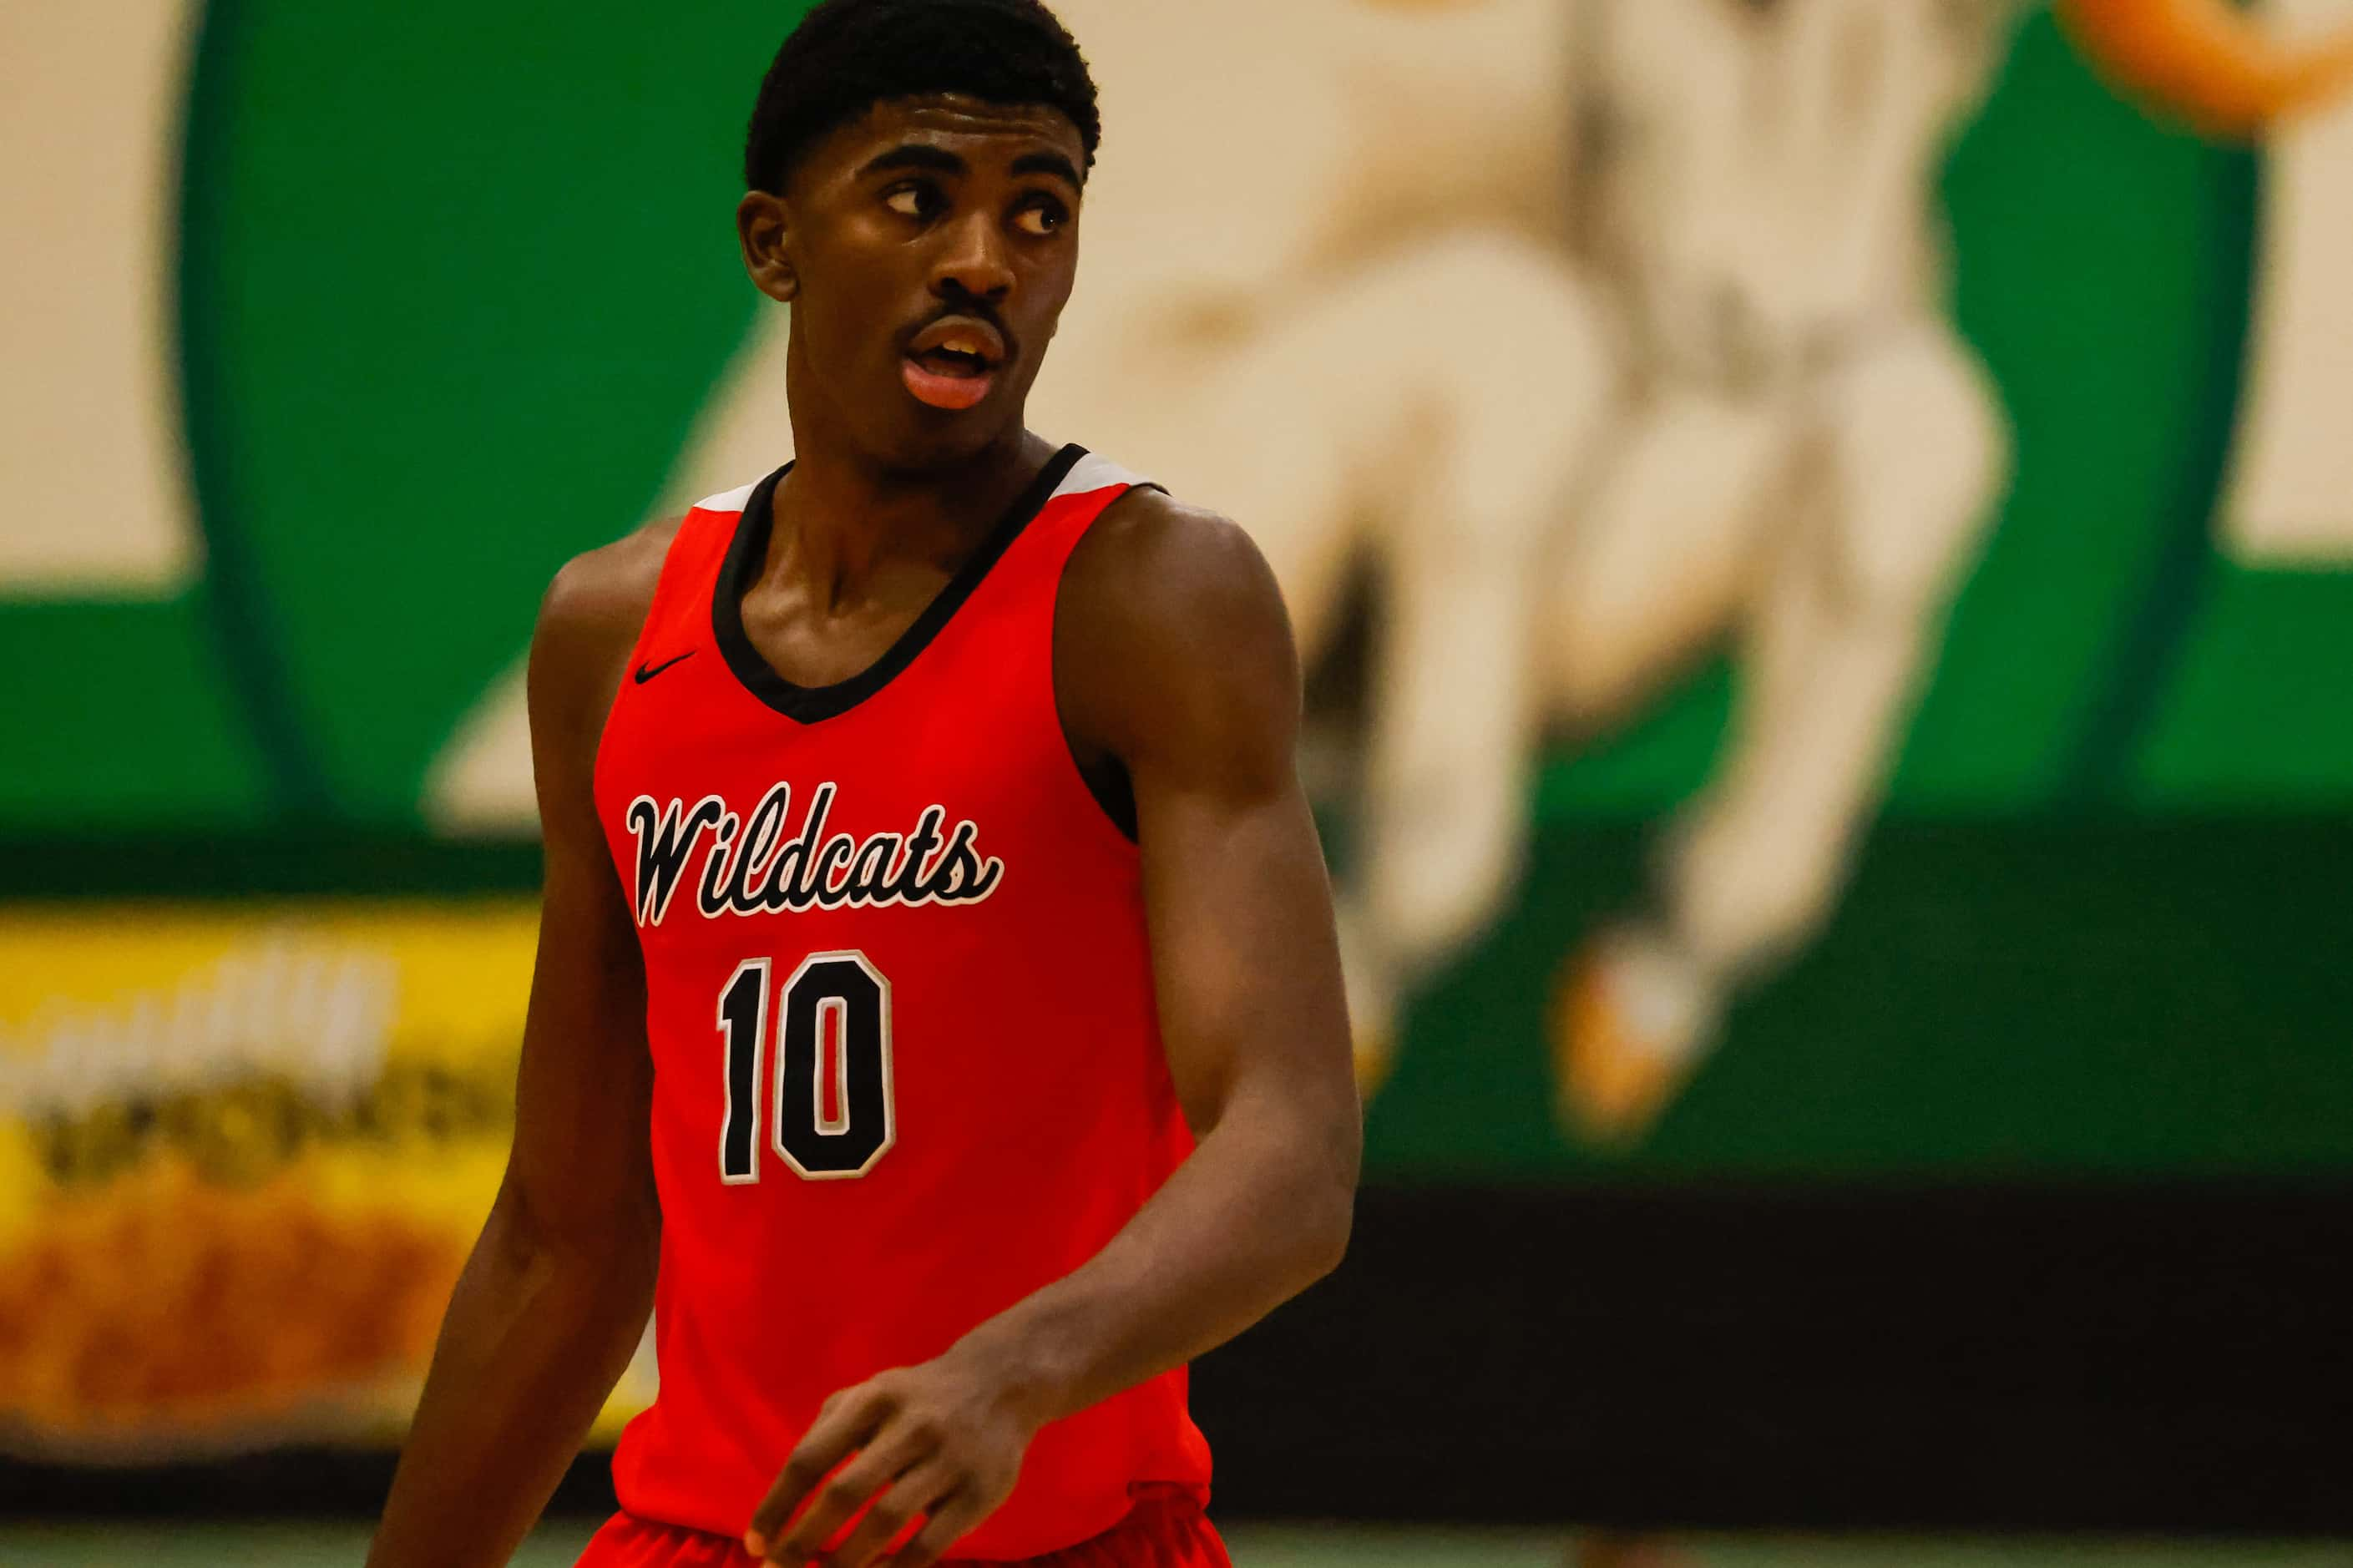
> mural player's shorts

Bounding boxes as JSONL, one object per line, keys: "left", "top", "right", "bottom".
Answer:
{"left": 574, "top": 1485, "right": 1230, "bottom": 1568}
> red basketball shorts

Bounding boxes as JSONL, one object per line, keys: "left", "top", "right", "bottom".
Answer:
{"left": 574, "top": 1485, "right": 1230, "bottom": 1568}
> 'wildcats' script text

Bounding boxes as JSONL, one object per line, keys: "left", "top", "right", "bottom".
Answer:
{"left": 623, "top": 782, "right": 1004, "bottom": 927}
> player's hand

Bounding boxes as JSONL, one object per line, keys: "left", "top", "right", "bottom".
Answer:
{"left": 743, "top": 1348, "right": 1045, "bottom": 1568}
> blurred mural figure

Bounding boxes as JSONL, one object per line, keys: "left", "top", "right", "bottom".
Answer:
{"left": 1551, "top": 0, "right": 2353, "bottom": 1144}
{"left": 0, "top": 0, "right": 203, "bottom": 592}
{"left": 1541, "top": 0, "right": 2024, "bottom": 1142}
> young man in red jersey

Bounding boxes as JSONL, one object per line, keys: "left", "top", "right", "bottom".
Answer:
{"left": 367, "top": 2, "right": 1360, "bottom": 1565}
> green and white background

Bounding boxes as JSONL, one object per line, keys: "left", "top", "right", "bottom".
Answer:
{"left": 9, "top": 0, "right": 2351, "bottom": 1168}
{"left": 4, "top": 0, "right": 2353, "bottom": 1556}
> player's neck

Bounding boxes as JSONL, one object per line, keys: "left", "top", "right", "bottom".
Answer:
{"left": 774, "top": 417, "right": 1053, "bottom": 609}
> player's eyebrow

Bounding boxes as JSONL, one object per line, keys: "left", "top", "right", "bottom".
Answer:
{"left": 860, "top": 144, "right": 968, "bottom": 180}
{"left": 1010, "top": 150, "right": 1083, "bottom": 188}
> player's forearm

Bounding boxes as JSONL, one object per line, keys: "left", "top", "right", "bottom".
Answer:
{"left": 367, "top": 1180, "right": 658, "bottom": 1568}
{"left": 952, "top": 1088, "right": 1355, "bottom": 1426}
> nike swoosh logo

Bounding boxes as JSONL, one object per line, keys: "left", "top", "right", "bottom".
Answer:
{"left": 634, "top": 651, "right": 696, "bottom": 685}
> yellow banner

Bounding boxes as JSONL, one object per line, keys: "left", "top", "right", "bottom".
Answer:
{"left": 0, "top": 901, "right": 652, "bottom": 1459}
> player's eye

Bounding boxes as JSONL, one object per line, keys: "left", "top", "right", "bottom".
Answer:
{"left": 883, "top": 182, "right": 939, "bottom": 221}
{"left": 1012, "top": 196, "right": 1069, "bottom": 237}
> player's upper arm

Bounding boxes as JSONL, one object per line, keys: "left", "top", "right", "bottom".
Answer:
{"left": 1060, "top": 494, "right": 1303, "bottom": 804}
{"left": 527, "top": 524, "right": 675, "bottom": 845}
{"left": 1057, "top": 492, "right": 1357, "bottom": 1171}
{"left": 502, "top": 522, "right": 676, "bottom": 1253}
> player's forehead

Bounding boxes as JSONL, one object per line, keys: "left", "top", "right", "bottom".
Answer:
{"left": 800, "top": 94, "right": 1086, "bottom": 190}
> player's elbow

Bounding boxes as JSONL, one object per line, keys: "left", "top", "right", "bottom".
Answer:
{"left": 493, "top": 1167, "right": 660, "bottom": 1292}
{"left": 1302, "top": 1176, "right": 1355, "bottom": 1284}
{"left": 1287, "top": 1134, "right": 1359, "bottom": 1287}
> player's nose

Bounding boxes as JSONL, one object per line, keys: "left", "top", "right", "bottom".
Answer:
{"left": 929, "top": 210, "right": 1015, "bottom": 303}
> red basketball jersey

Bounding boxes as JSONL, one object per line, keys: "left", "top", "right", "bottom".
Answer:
{"left": 591, "top": 447, "right": 1212, "bottom": 1560}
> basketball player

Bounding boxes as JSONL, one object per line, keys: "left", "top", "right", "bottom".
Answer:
{"left": 364, "top": 3, "right": 1361, "bottom": 1565}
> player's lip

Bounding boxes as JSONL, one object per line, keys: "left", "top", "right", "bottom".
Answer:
{"left": 900, "top": 313, "right": 1010, "bottom": 412}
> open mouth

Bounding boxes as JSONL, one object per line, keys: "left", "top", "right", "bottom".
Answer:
{"left": 902, "top": 318, "right": 1007, "bottom": 412}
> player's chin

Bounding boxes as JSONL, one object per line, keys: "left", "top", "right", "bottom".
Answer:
{"left": 878, "top": 387, "right": 1020, "bottom": 464}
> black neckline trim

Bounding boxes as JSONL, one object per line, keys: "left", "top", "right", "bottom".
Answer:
{"left": 711, "top": 444, "right": 1087, "bottom": 724}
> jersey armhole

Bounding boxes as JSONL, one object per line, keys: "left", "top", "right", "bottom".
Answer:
{"left": 1049, "top": 483, "right": 1167, "bottom": 847}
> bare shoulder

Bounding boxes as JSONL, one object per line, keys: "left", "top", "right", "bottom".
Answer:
{"left": 538, "top": 516, "right": 682, "bottom": 655}
{"left": 1056, "top": 487, "right": 1300, "bottom": 781}
{"left": 1062, "top": 487, "right": 1288, "bottom": 648}
{"left": 529, "top": 516, "right": 685, "bottom": 751}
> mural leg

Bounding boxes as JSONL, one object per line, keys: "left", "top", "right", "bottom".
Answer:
{"left": 1320, "top": 235, "right": 1613, "bottom": 1091}
{"left": 1543, "top": 390, "right": 1792, "bottom": 734}
{"left": 1533, "top": 386, "right": 1793, "bottom": 1144}
{"left": 1556, "top": 319, "right": 2008, "bottom": 1144}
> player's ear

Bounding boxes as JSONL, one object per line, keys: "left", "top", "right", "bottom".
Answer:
{"left": 737, "top": 190, "right": 799, "bottom": 305}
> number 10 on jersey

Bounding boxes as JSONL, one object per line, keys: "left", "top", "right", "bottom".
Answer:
{"left": 716, "top": 951, "right": 895, "bottom": 1182}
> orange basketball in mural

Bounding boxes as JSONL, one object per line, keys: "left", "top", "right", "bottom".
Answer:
{"left": 2057, "top": 0, "right": 2353, "bottom": 134}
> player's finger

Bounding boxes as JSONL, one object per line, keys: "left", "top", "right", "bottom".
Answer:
{"left": 877, "top": 1487, "right": 979, "bottom": 1568}
{"left": 761, "top": 1404, "right": 952, "bottom": 1565}
{"left": 767, "top": 1424, "right": 942, "bottom": 1567}
{"left": 744, "top": 1388, "right": 897, "bottom": 1556}
{"left": 814, "top": 1458, "right": 960, "bottom": 1568}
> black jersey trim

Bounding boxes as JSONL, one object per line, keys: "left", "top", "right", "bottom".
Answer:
{"left": 1074, "top": 750, "right": 1139, "bottom": 843}
{"left": 711, "top": 444, "right": 1087, "bottom": 724}
{"left": 1050, "top": 483, "right": 1167, "bottom": 847}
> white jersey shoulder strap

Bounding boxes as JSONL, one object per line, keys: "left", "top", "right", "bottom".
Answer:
{"left": 1050, "top": 450, "right": 1158, "bottom": 501}
{"left": 692, "top": 477, "right": 762, "bottom": 514}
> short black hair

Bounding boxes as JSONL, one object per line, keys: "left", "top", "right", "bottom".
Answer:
{"left": 744, "top": 0, "right": 1101, "bottom": 195}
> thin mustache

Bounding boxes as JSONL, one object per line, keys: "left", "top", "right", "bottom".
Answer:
{"left": 911, "top": 298, "right": 1011, "bottom": 348}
